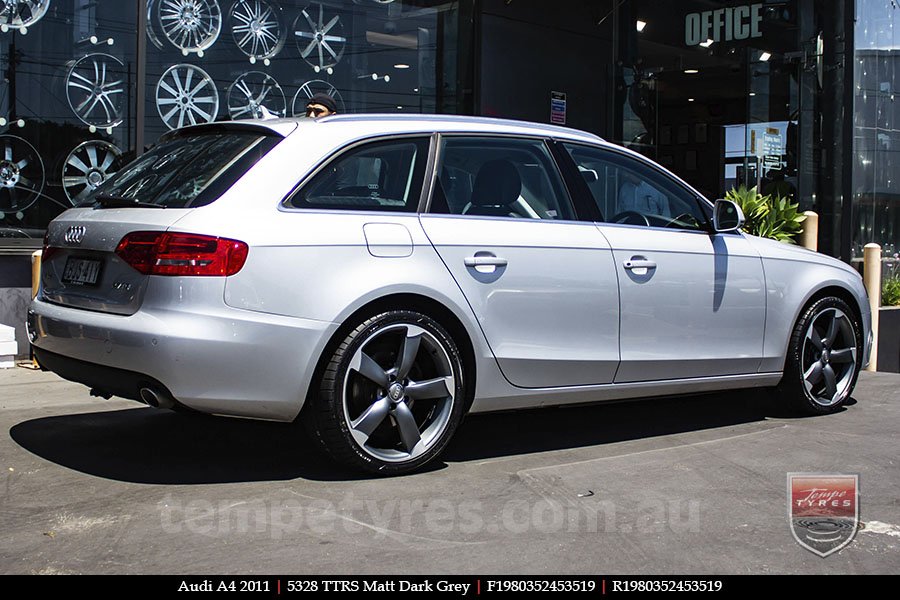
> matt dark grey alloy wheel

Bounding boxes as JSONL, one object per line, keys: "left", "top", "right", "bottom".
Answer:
{"left": 307, "top": 310, "right": 465, "bottom": 475}
{"left": 780, "top": 296, "right": 862, "bottom": 414}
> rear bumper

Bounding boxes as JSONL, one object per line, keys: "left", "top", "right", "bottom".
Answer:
{"left": 28, "top": 295, "right": 338, "bottom": 422}
{"left": 33, "top": 347, "right": 171, "bottom": 405}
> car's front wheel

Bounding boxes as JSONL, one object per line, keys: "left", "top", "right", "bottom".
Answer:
{"left": 778, "top": 296, "right": 862, "bottom": 414}
{"left": 306, "top": 310, "right": 466, "bottom": 475}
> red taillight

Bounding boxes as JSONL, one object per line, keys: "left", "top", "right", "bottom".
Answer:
{"left": 115, "top": 231, "right": 249, "bottom": 277}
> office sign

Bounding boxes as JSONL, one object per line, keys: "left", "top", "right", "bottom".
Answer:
{"left": 685, "top": 3, "right": 763, "bottom": 46}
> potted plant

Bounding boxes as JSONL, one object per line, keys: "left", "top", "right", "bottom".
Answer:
{"left": 878, "top": 270, "right": 900, "bottom": 373}
{"left": 724, "top": 185, "right": 806, "bottom": 243}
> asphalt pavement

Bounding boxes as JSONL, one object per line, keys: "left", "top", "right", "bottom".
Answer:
{"left": 1, "top": 366, "right": 898, "bottom": 574}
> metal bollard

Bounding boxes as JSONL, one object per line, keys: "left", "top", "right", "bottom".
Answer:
{"left": 863, "top": 243, "right": 881, "bottom": 372}
{"left": 30, "top": 250, "right": 41, "bottom": 367}
{"left": 799, "top": 211, "right": 818, "bottom": 251}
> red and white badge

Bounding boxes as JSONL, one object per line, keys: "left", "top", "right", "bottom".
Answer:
{"left": 788, "top": 473, "right": 859, "bottom": 557}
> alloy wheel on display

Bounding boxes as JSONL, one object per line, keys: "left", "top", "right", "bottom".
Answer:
{"left": 230, "top": 0, "right": 285, "bottom": 61}
{"left": 157, "top": 0, "right": 222, "bottom": 53}
{"left": 227, "top": 71, "right": 285, "bottom": 119}
{"left": 61, "top": 141, "right": 122, "bottom": 205}
{"left": 0, "top": 0, "right": 49, "bottom": 31}
{"left": 801, "top": 307, "right": 858, "bottom": 407}
{"left": 293, "top": 3, "right": 346, "bottom": 73}
{"left": 342, "top": 323, "right": 456, "bottom": 463}
{"left": 0, "top": 134, "right": 44, "bottom": 216}
{"left": 156, "top": 63, "right": 219, "bottom": 129}
{"left": 65, "top": 53, "right": 126, "bottom": 129}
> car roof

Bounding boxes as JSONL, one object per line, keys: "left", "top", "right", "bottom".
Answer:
{"left": 226, "top": 113, "right": 605, "bottom": 145}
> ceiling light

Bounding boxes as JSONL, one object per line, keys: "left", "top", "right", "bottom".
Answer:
{"left": 759, "top": 51, "right": 771, "bottom": 61}
{"left": 688, "top": 98, "right": 695, "bottom": 102}
{"left": 684, "top": 69, "right": 699, "bottom": 74}
{"left": 636, "top": 20, "right": 646, "bottom": 32}
{"left": 749, "top": 92, "right": 756, "bottom": 96}
{"left": 700, "top": 39, "right": 714, "bottom": 48}
{"left": 394, "top": 64, "right": 410, "bottom": 69}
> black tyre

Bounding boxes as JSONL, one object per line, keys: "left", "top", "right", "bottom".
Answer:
{"left": 778, "top": 296, "right": 862, "bottom": 415}
{"left": 305, "top": 310, "right": 466, "bottom": 475}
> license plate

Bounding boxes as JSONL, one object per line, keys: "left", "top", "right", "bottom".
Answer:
{"left": 62, "top": 257, "right": 102, "bottom": 286}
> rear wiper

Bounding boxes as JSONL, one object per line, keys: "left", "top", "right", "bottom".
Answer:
{"left": 94, "top": 195, "right": 165, "bottom": 209}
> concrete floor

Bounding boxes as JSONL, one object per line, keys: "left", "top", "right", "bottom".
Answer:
{"left": 1, "top": 366, "right": 898, "bottom": 574}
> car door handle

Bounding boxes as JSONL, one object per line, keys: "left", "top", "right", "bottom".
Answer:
{"left": 623, "top": 259, "right": 657, "bottom": 270}
{"left": 464, "top": 256, "right": 508, "bottom": 267}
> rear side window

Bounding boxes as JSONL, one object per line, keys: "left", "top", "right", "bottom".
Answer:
{"left": 288, "top": 137, "right": 429, "bottom": 212}
{"left": 81, "top": 130, "right": 280, "bottom": 209}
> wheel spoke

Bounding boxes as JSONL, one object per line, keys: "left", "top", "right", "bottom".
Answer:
{"left": 69, "top": 156, "right": 91, "bottom": 174}
{"left": 395, "top": 333, "right": 421, "bottom": 380}
{"left": 830, "top": 348, "right": 856, "bottom": 364}
{"left": 806, "top": 326, "right": 824, "bottom": 351}
{"left": 823, "top": 364, "right": 838, "bottom": 401}
{"left": 406, "top": 376, "right": 451, "bottom": 400}
{"left": 351, "top": 397, "right": 390, "bottom": 438}
{"left": 825, "top": 311, "right": 840, "bottom": 348}
{"left": 353, "top": 351, "right": 389, "bottom": 388}
{"left": 804, "top": 361, "right": 823, "bottom": 387}
{"left": 393, "top": 402, "right": 421, "bottom": 453}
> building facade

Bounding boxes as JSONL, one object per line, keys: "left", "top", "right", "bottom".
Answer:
{"left": 0, "top": 0, "right": 897, "bottom": 353}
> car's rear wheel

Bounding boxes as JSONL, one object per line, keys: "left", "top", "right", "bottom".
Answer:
{"left": 306, "top": 310, "right": 466, "bottom": 475}
{"left": 778, "top": 296, "right": 862, "bottom": 414}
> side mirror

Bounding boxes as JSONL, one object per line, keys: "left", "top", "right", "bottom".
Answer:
{"left": 712, "top": 199, "right": 745, "bottom": 233}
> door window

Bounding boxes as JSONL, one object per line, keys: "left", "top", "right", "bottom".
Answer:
{"left": 563, "top": 143, "right": 709, "bottom": 231}
{"left": 430, "top": 137, "right": 575, "bottom": 221}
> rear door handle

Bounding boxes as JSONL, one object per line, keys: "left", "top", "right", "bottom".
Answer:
{"left": 464, "top": 256, "right": 508, "bottom": 267}
{"left": 623, "top": 259, "right": 657, "bottom": 270}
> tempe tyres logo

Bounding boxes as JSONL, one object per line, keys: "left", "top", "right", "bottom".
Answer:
{"left": 788, "top": 473, "right": 859, "bottom": 557}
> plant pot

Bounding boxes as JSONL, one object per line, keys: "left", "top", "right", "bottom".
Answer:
{"left": 877, "top": 306, "right": 900, "bottom": 373}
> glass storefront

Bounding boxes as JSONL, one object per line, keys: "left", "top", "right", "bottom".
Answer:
{"left": 610, "top": 0, "right": 833, "bottom": 244}
{"left": 1, "top": 1, "right": 899, "bottom": 358}
{"left": 853, "top": 0, "right": 900, "bottom": 269}
{"left": 0, "top": 0, "right": 468, "bottom": 248}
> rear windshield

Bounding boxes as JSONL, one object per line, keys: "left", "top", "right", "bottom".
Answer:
{"left": 80, "top": 130, "right": 280, "bottom": 209}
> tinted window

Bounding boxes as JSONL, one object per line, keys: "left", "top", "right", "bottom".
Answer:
{"left": 82, "top": 130, "right": 280, "bottom": 209}
{"left": 563, "top": 143, "right": 708, "bottom": 231}
{"left": 430, "top": 137, "right": 575, "bottom": 220}
{"left": 290, "top": 138, "right": 429, "bottom": 212}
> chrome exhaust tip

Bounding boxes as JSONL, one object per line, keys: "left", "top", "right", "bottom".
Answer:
{"left": 139, "top": 387, "right": 175, "bottom": 410}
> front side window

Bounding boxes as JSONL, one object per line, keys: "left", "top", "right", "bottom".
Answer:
{"left": 430, "top": 137, "right": 575, "bottom": 220}
{"left": 290, "top": 138, "right": 429, "bottom": 212}
{"left": 563, "top": 143, "right": 708, "bottom": 231}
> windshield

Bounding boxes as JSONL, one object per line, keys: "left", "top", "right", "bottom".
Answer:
{"left": 80, "top": 130, "right": 280, "bottom": 209}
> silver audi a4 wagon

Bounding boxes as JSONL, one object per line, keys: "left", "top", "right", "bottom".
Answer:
{"left": 28, "top": 115, "right": 872, "bottom": 474}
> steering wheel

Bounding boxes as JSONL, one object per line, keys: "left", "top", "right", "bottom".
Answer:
{"left": 611, "top": 210, "right": 651, "bottom": 226}
{"left": 667, "top": 213, "right": 700, "bottom": 229}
